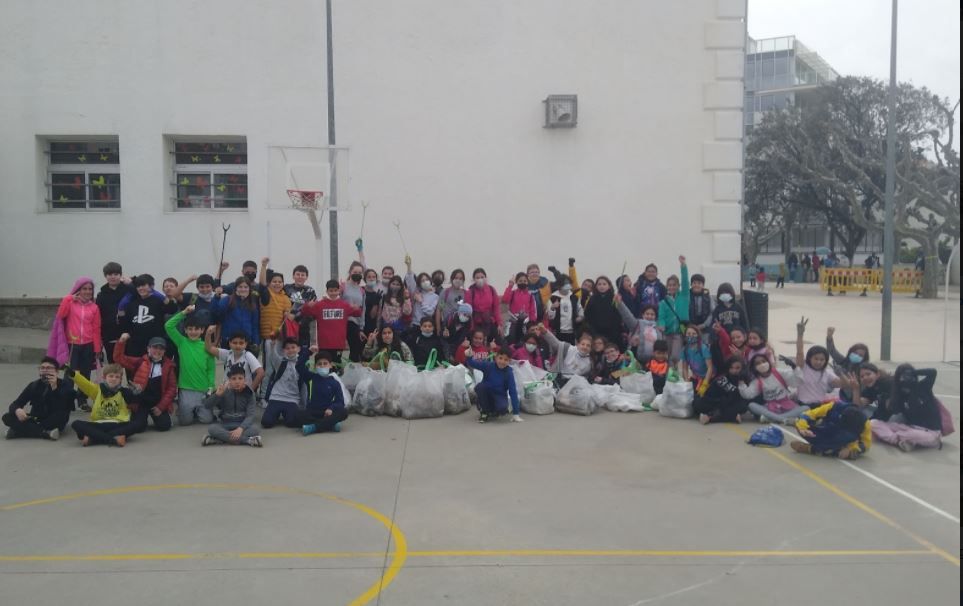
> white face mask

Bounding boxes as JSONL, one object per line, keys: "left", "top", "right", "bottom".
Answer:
{"left": 756, "top": 362, "right": 771, "bottom": 374}
{"left": 719, "top": 293, "right": 733, "bottom": 303}
{"left": 197, "top": 291, "right": 215, "bottom": 302}
{"left": 366, "top": 280, "right": 377, "bottom": 289}
{"left": 451, "top": 279, "right": 464, "bottom": 289}
{"left": 525, "top": 343, "right": 537, "bottom": 353}
{"left": 640, "top": 318, "right": 656, "bottom": 327}
{"left": 560, "top": 285, "right": 572, "bottom": 294}
{"left": 474, "top": 278, "right": 486, "bottom": 288}
{"left": 421, "top": 280, "right": 432, "bottom": 291}
{"left": 458, "top": 313, "right": 470, "bottom": 323}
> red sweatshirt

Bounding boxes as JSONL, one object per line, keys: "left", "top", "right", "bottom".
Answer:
{"left": 302, "top": 298, "right": 362, "bottom": 351}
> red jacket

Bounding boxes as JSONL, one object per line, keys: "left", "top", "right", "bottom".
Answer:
{"left": 113, "top": 340, "right": 177, "bottom": 413}
{"left": 302, "top": 298, "right": 362, "bottom": 351}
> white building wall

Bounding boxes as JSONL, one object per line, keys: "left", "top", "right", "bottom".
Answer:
{"left": 0, "top": 0, "right": 745, "bottom": 297}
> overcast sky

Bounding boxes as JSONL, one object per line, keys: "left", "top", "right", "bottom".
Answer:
{"left": 748, "top": 0, "right": 960, "bottom": 149}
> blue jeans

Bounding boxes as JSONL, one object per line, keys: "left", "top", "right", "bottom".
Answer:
{"left": 261, "top": 399, "right": 300, "bottom": 428}
{"left": 475, "top": 384, "right": 514, "bottom": 415}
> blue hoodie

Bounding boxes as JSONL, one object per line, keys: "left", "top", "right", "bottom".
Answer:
{"left": 465, "top": 358, "right": 519, "bottom": 410}
{"left": 296, "top": 359, "right": 345, "bottom": 415}
{"left": 214, "top": 295, "right": 260, "bottom": 346}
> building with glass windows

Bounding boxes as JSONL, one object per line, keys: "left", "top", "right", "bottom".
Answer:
{"left": 745, "top": 36, "right": 883, "bottom": 265}
{"left": 744, "top": 35, "right": 839, "bottom": 136}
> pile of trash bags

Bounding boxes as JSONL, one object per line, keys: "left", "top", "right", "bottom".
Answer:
{"left": 344, "top": 357, "right": 472, "bottom": 420}
{"left": 341, "top": 354, "right": 695, "bottom": 420}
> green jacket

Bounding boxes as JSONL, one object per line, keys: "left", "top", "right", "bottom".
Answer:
{"left": 165, "top": 312, "right": 215, "bottom": 391}
{"left": 657, "top": 263, "right": 690, "bottom": 335}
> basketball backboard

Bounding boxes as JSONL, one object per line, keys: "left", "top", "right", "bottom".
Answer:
{"left": 266, "top": 145, "right": 350, "bottom": 211}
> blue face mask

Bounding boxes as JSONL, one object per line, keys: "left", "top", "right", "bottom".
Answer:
{"left": 421, "top": 330, "right": 434, "bottom": 338}
{"left": 315, "top": 367, "right": 330, "bottom": 377}
{"left": 848, "top": 352, "right": 864, "bottom": 364}
{"left": 685, "top": 336, "right": 698, "bottom": 345}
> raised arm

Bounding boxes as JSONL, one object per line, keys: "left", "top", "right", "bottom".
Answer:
{"left": 795, "top": 317, "right": 807, "bottom": 368}
{"left": 825, "top": 327, "right": 846, "bottom": 366}
{"left": 171, "top": 274, "right": 197, "bottom": 303}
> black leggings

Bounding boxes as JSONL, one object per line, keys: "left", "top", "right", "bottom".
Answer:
{"left": 67, "top": 343, "right": 96, "bottom": 405}
{"left": 346, "top": 322, "right": 364, "bottom": 363}
{"left": 3, "top": 411, "right": 70, "bottom": 438}
{"left": 71, "top": 420, "right": 140, "bottom": 445}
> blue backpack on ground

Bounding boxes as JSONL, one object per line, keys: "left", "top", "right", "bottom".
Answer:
{"left": 747, "top": 426, "right": 784, "bottom": 448}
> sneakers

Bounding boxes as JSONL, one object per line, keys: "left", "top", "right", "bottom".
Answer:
{"left": 478, "top": 413, "right": 489, "bottom": 424}
{"left": 897, "top": 440, "right": 915, "bottom": 453}
{"left": 247, "top": 436, "right": 263, "bottom": 447}
{"left": 202, "top": 435, "right": 220, "bottom": 446}
{"left": 699, "top": 413, "right": 711, "bottom": 425}
{"left": 332, "top": 422, "right": 342, "bottom": 433}
{"left": 302, "top": 424, "right": 317, "bottom": 436}
{"left": 44, "top": 428, "right": 60, "bottom": 441}
{"left": 5, "top": 428, "right": 16, "bottom": 440}
{"left": 511, "top": 415, "right": 524, "bottom": 423}
{"left": 790, "top": 441, "right": 812, "bottom": 454}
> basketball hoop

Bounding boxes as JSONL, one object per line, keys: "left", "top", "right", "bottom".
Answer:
{"left": 287, "top": 189, "right": 324, "bottom": 211}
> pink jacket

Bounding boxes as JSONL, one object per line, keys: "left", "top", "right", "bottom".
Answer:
{"left": 55, "top": 277, "right": 102, "bottom": 352}
{"left": 464, "top": 284, "right": 502, "bottom": 330}
{"left": 502, "top": 285, "right": 537, "bottom": 320}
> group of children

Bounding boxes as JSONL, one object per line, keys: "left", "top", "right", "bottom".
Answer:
{"left": 3, "top": 249, "right": 950, "bottom": 459}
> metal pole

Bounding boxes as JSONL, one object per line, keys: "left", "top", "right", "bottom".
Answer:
{"left": 943, "top": 242, "right": 960, "bottom": 362}
{"left": 325, "top": 0, "right": 339, "bottom": 281}
{"left": 880, "top": 0, "right": 898, "bottom": 361}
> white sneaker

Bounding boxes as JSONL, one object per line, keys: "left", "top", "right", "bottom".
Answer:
{"left": 45, "top": 428, "right": 60, "bottom": 441}
{"left": 247, "top": 436, "right": 263, "bottom": 447}
{"left": 511, "top": 414, "right": 524, "bottom": 423}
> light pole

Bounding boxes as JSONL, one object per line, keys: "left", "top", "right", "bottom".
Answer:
{"left": 880, "top": 0, "right": 898, "bottom": 361}
{"left": 326, "top": 0, "right": 340, "bottom": 280}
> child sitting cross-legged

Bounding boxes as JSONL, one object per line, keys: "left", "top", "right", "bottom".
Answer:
{"left": 296, "top": 350, "right": 349, "bottom": 436}
{"left": 202, "top": 366, "right": 263, "bottom": 447}
{"left": 694, "top": 355, "right": 747, "bottom": 424}
{"left": 465, "top": 347, "right": 522, "bottom": 423}
{"left": 68, "top": 363, "right": 139, "bottom": 447}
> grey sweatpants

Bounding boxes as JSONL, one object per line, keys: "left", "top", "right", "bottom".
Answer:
{"left": 178, "top": 389, "right": 214, "bottom": 426}
{"left": 207, "top": 421, "right": 261, "bottom": 443}
{"left": 748, "top": 402, "right": 809, "bottom": 424}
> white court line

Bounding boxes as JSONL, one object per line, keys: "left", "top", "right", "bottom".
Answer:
{"left": 935, "top": 394, "right": 960, "bottom": 399}
{"left": 772, "top": 425, "right": 960, "bottom": 525}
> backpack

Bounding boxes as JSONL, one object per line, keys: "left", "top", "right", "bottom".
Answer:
{"left": 747, "top": 426, "right": 784, "bottom": 448}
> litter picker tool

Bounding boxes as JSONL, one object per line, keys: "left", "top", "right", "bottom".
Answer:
{"left": 218, "top": 223, "right": 231, "bottom": 271}
{"left": 355, "top": 200, "right": 369, "bottom": 251}
{"left": 393, "top": 220, "right": 410, "bottom": 257}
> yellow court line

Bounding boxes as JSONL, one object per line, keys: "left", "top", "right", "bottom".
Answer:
{"left": 0, "top": 483, "right": 408, "bottom": 606}
{"left": 728, "top": 426, "right": 960, "bottom": 568}
{"left": 0, "top": 549, "right": 934, "bottom": 563}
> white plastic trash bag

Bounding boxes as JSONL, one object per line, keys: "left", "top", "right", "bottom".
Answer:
{"left": 442, "top": 365, "right": 472, "bottom": 415}
{"left": 555, "top": 376, "right": 596, "bottom": 416}
{"left": 650, "top": 393, "right": 664, "bottom": 411}
{"left": 521, "top": 381, "right": 555, "bottom": 415}
{"left": 330, "top": 373, "right": 353, "bottom": 410}
{"left": 341, "top": 363, "right": 370, "bottom": 393}
{"left": 510, "top": 360, "right": 548, "bottom": 386}
{"left": 399, "top": 369, "right": 446, "bottom": 419}
{"left": 658, "top": 381, "right": 694, "bottom": 418}
{"left": 602, "top": 391, "right": 644, "bottom": 412}
{"left": 588, "top": 384, "right": 621, "bottom": 409}
{"left": 352, "top": 370, "right": 386, "bottom": 416}
{"left": 384, "top": 362, "right": 419, "bottom": 417}
{"left": 620, "top": 372, "right": 656, "bottom": 404}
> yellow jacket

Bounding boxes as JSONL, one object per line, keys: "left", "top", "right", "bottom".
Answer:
{"left": 795, "top": 402, "right": 871, "bottom": 454}
{"left": 537, "top": 265, "right": 579, "bottom": 307}
{"left": 73, "top": 373, "right": 131, "bottom": 423}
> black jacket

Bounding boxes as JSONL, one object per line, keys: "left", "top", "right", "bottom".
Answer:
{"left": 405, "top": 333, "right": 449, "bottom": 367}
{"left": 8, "top": 379, "right": 74, "bottom": 419}
{"left": 583, "top": 291, "right": 624, "bottom": 347}
{"left": 96, "top": 283, "right": 134, "bottom": 343}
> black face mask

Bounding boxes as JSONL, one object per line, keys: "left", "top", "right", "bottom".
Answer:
{"left": 243, "top": 271, "right": 256, "bottom": 280}
{"left": 350, "top": 274, "right": 362, "bottom": 283}
{"left": 432, "top": 277, "right": 443, "bottom": 287}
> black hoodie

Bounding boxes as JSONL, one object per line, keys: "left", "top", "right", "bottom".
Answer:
{"left": 96, "top": 283, "right": 134, "bottom": 343}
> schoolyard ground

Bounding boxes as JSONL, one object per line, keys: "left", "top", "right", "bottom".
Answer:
{"left": 0, "top": 284, "right": 958, "bottom": 605}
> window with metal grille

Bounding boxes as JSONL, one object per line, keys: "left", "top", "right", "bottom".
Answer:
{"left": 45, "top": 140, "right": 121, "bottom": 210}
{"left": 170, "top": 140, "right": 247, "bottom": 210}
